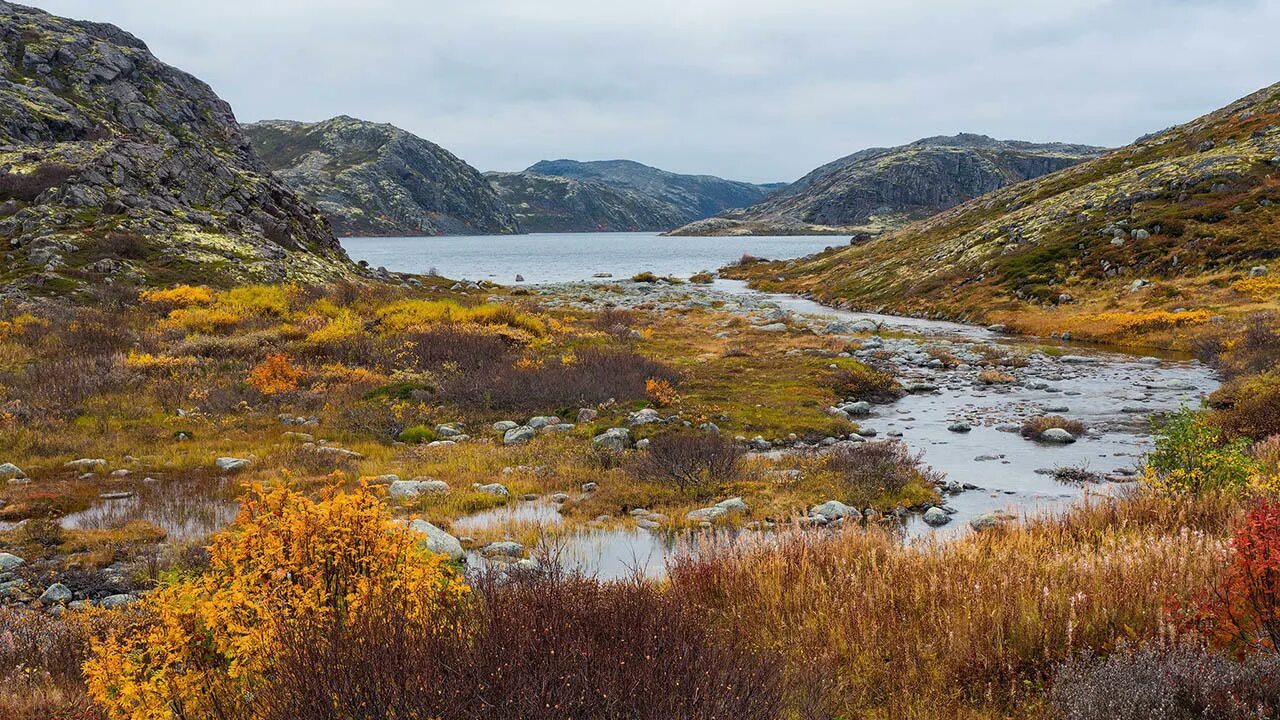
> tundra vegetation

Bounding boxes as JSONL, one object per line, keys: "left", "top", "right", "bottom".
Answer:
{"left": 0, "top": 275, "right": 1278, "bottom": 720}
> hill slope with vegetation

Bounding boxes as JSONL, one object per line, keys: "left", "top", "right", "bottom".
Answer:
{"left": 0, "top": 1, "right": 354, "bottom": 296}
{"left": 673, "top": 134, "right": 1104, "bottom": 236}
{"left": 727, "top": 84, "right": 1280, "bottom": 347}
{"left": 246, "top": 117, "right": 519, "bottom": 237}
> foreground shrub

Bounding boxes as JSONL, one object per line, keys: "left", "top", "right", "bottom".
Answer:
{"left": 247, "top": 352, "right": 303, "bottom": 395}
{"left": 628, "top": 431, "right": 743, "bottom": 499}
{"left": 1049, "top": 643, "right": 1280, "bottom": 720}
{"left": 1143, "top": 407, "right": 1257, "bottom": 496}
{"left": 1208, "top": 371, "right": 1280, "bottom": 441}
{"left": 1021, "top": 414, "right": 1086, "bottom": 439}
{"left": 1185, "top": 499, "right": 1280, "bottom": 655}
{"left": 260, "top": 572, "right": 786, "bottom": 720}
{"left": 84, "top": 485, "right": 469, "bottom": 720}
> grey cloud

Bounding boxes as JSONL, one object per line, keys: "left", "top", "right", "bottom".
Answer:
{"left": 26, "top": 0, "right": 1280, "bottom": 182}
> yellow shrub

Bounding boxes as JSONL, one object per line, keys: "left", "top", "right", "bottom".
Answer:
{"left": 220, "top": 284, "right": 294, "bottom": 317}
{"left": 1084, "top": 309, "right": 1212, "bottom": 335}
{"left": 162, "top": 305, "right": 245, "bottom": 333}
{"left": 376, "top": 299, "right": 546, "bottom": 337}
{"left": 318, "top": 362, "right": 386, "bottom": 386}
{"left": 138, "top": 285, "right": 215, "bottom": 308}
{"left": 0, "top": 312, "right": 46, "bottom": 339}
{"left": 646, "top": 377, "right": 679, "bottom": 407}
{"left": 1231, "top": 275, "right": 1280, "bottom": 301}
{"left": 83, "top": 485, "right": 469, "bottom": 720}
{"left": 304, "top": 309, "right": 365, "bottom": 347}
{"left": 124, "top": 351, "right": 197, "bottom": 371}
{"left": 247, "top": 353, "right": 302, "bottom": 394}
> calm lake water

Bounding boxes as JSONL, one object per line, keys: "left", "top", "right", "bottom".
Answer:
{"left": 341, "top": 232, "right": 844, "bottom": 283}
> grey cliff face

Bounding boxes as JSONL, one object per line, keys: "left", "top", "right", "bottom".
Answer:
{"left": 245, "top": 117, "right": 519, "bottom": 237}
{"left": 0, "top": 1, "right": 354, "bottom": 294}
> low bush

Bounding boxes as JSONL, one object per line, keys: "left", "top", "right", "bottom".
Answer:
{"left": 1207, "top": 371, "right": 1280, "bottom": 440}
{"left": 627, "top": 431, "right": 743, "bottom": 499}
{"left": 377, "top": 299, "right": 546, "bottom": 337}
{"left": 0, "top": 163, "right": 76, "bottom": 202}
{"left": 1021, "top": 414, "right": 1086, "bottom": 439}
{"left": 388, "top": 325, "right": 515, "bottom": 373}
{"left": 247, "top": 352, "right": 303, "bottom": 395}
{"left": 976, "top": 369, "right": 1016, "bottom": 384}
{"left": 397, "top": 424, "right": 438, "bottom": 444}
{"left": 1194, "top": 311, "right": 1280, "bottom": 379}
{"left": 824, "top": 439, "right": 940, "bottom": 505}
{"left": 689, "top": 271, "right": 714, "bottom": 284}
{"left": 259, "top": 572, "right": 786, "bottom": 720}
{"left": 829, "top": 363, "right": 902, "bottom": 403}
{"left": 1143, "top": 407, "right": 1257, "bottom": 496}
{"left": 1049, "top": 643, "right": 1280, "bottom": 720}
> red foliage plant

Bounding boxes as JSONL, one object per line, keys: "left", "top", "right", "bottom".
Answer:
{"left": 1186, "top": 499, "right": 1280, "bottom": 656}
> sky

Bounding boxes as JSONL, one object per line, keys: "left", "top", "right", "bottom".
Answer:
{"left": 26, "top": 0, "right": 1280, "bottom": 183}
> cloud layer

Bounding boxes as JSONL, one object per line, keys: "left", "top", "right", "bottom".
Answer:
{"left": 28, "top": 0, "right": 1280, "bottom": 182}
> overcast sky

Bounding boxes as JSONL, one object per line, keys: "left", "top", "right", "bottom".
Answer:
{"left": 26, "top": 0, "right": 1280, "bottom": 183}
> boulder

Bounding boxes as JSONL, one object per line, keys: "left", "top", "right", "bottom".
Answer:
{"left": 1038, "top": 428, "right": 1076, "bottom": 444}
{"left": 98, "top": 593, "right": 139, "bottom": 609}
{"left": 947, "top": 422, "right": 971, "bottom": 433}
{"left": 389, "top": 479, "right": 450, "bottom": 499}
{"left": 492, "top": 420, "right": 519, "bottom": 432}
{"left": 809, "top": 500, "right": 860, "bottom": 522}
{"left": 481, "top": 540, "right": 525, "bottom": 558}
{"left": 0, "top": 552, "right": 25, "bottom": 571}
{"left": 408, "top": 519, "right": 464, "bottom": 560}
{"left": 434, "top": 424, "right": 464, "bottom": 438}
{"left": 0, "top": 463, "right": 25, "bottom": 480}
{"left": 923, "top": 507, "right": 951, "bottom": 526}
{"left": 526, "top": 415, "right": 561, "bottom": 429}
{"left": 64, "top": 458, "right": 107, "bottom": 472}
{"left": 39, "top": 583, "right": 72, "bottom": 604}
{"left": 474, "top": 482, "right": 510, "bottom": 498}
{"left": 626, "top": 408, "right": 662, "bottom": 426}
{"left": 503, "top": 426, "right": 536, "bottom": 445}
{"left": 592, "top": 427, "right": 633, "bottom": 451}
{"left": 970, "top": 510, "right": 1017, "bottom": 532}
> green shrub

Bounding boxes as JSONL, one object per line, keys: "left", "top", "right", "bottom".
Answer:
{"left": 1144, "top": 408, "right": 1257, "bottom": 496}
{"left": 397, "top": 424, "right": 438, "bottom": 444}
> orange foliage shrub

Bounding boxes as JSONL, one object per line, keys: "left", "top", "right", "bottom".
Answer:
{"left": 83, "top": 485, "right": 470, "bottom": 720}
{"left": 646, "top": 377, "right": 679, "bottom": 407}
{"left": 247, "top": 353, "right": 302, "bottom": 394}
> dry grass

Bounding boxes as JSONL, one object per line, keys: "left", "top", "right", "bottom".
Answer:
{"left": 668, "top": 490, "right": 1241, "bottom": 719}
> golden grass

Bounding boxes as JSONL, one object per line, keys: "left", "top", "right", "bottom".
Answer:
{"left": 669, "top": 489, "right": 1243, "bottom": 719}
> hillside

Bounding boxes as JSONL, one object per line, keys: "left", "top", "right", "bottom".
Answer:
{"left": 725, "top": 83, "right": 1280, "bottom": 346}
{"left": 486, "top": 171, "right": 685, "bottom": 232}
{"left": 0, "top": 1, "right": 354, "bottom": 294}
{"left": 527, "top": 158, "right": 776, "bottom": 230}
{"left": 671, "top": 134, "right": 1104, "bottom": 236}
{"left": 245, "top": 117, "right": 518, "bottom": 237}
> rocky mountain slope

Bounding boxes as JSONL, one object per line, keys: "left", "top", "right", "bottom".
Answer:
{"left": 245, "top": 117, "right": 518, "bottom": 237}
{"left": 485, "top": 171, "right": 685, "bottom": 232}
{"left": 0, "top": 1, "right": 354, "bottom": 294}
{"left": 726, "top": 82, "right": 1280, "bottom": 334}
{"left": 672, "top": 134, "right": 1104, "bottom": 236}
{"left": 526, "top": 159, "right": 776, "bottom": 230}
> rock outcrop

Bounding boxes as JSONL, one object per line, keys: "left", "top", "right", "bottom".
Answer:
{"left": 524, "top": 159, "right": 777, "bottom": 231}
{"left": 670, "top": 134, "right": 1103, "bottom": 236}
{"left": 726, "top": 83, "right": 1280, "bottom": 320}
{"left": 0, "top": 1, "right": 355, "bottom": 294}
{"left": 485, "top": 171, "right": 685, "bottom": 232}
{"left": 245, "top": 117, "right": 518, "bottom": 237}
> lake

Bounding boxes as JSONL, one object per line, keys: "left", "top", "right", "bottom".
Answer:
{"left": 340, "top": 232, "right": 844, "bottom": 283}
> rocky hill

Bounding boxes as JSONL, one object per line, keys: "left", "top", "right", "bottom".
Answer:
{"left": 526, "top": 159, "right": 776, "bottom": 230}
{"left": 726, "top": 83, "right": 1280, "bottom": 338}
{"left": 671, "top": 134, "right": 1104, "bottom": 236}
{"left": 0, "top": 1, "right": 355, "bottom": 294}
{"left": 245, "top": 117, "right": 518, "bottom": 237}
{"left": 485, "top": 171, "right": 685, "bottom": 232}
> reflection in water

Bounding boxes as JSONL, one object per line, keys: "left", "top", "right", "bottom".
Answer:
{"left": 61, "top": 478, "right": 240, "bottom": 542}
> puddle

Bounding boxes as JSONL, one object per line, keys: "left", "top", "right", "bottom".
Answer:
{"left": 60, "top": 478, "right": 240, "bottom": 542}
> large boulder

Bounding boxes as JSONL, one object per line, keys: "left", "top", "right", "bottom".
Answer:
{"left": 215, "top": 457, "right": 251, "bottom": 473}
{"left": 503, "top": 426, "right": 536, "bottom": 445}
{"left": 39, "top": 583, "right": 72, "bottom": 604}
{"left": 0, "top": 552, "right": 25, "bottom": 571}
{"left": 592, "top": 427, "right": 633, "bottom": 451}
{"left": 0, "top": 463, "right": 26, "bottom": 480}
{"left": 408, "top": 519, "right": 464, "bottom": 560}
{"left": 923, "top": 507, "right": 952, "bottom": 526}
{"left": 810, "top": 500, "right": 860, "bottom": 522}
{"left": 1038, "top": 428, "right": 1076, "bottom": 444}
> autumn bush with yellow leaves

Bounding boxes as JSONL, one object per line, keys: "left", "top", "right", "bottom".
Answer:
{"left": 83, "top": 484, "right": 469, "bottom": 720}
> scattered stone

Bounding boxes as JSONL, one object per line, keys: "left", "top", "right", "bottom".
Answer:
{"left": 577, "top": 407, "right": 598, "bottom": 423}
{"left": 98, "top": 593, "right": 138, "bottom": 609}
{"left": 0, "top": 553, "right": 25, "bottom": 571}
{"left": 310, "top": 446, "right": 364, "bottom": 461}
{"left": 98, "top": 491, "right": 135, "bottom": 500}
{"left": 473, "top": 482, "right": 510, "bottom": 498}
{"left": 526, "top": 415, "right": 561, "bottom": 429}
{"left": 1250, "top": 265, "right": 1269, "bottom": 277}
{"left": 434, "top": 424, "right": 465, "bottom": 438}
{"left": 581, "top": 482, "right": 598, "bottom": 493}
{"left": 482, "top": 540, "right": 525, "bottom": 558}
{"left": 809, "top": 500, "right": 860, "bottom": 522}
{"left": 215, "top": 457, "right": 250, "bottom": 472}
{"left": 64, "top": 458, "right": 107, "bottom": 472}
{"left": 626, "top": 408, "right": 662, "bottom": 426}
{"left": 947, "top": 422, "right": 971, "bottom": 433}
{"left": 0, "top": 463, "right": 25, "bottom": 480}
{"left": 492, "top": 420, "right": 519, "bottom": 432}
{"left": 389, "top": 479, "right": 450, "bottom": 499}
{"left": 970, "top": 510, "right": 1017, "bottom": 532}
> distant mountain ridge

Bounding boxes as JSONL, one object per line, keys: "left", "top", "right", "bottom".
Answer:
{"left": 0, "top": 1, "right": 353, "bottom": 294}
{"left": 670, "top": 133, "right": 1105, "bottom": 236}
{"left": 485, "top": 171, "right": 686, "bottom": 232}
{"left": 245, "top": 117, "right": 518, "bottom": 237}
{"left": 523, "top": 159, "right": 779, "bottom": 231}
